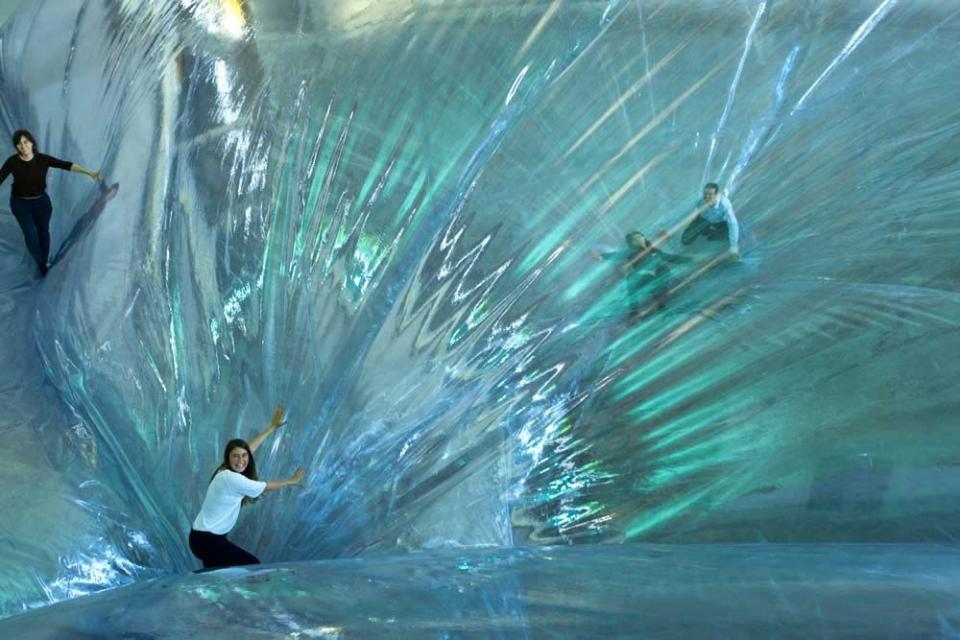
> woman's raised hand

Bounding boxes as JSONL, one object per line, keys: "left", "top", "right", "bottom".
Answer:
{"left": 291, "top": 467, "right": 306, "bottom": 484}
{"left": 270, "top": 405, "right": 287, "bottom": 429}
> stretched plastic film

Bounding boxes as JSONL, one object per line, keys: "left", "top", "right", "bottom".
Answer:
{"left": 0, "top": 0, "right": 957, "bottom": 631}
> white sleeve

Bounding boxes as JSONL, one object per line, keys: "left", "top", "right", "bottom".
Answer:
{"left": 224, "top": 471, "right": 267, "bottom": 498}
{"left": 722, "top": 197, "right": 740, "bottom": 253}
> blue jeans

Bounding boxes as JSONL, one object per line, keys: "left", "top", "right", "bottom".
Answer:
{"left": 10, "top": 193, "right": 52, "bottom": 272}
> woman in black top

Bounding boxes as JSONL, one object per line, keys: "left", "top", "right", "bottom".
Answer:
{"left": 592, "top": 231, "right": 693, "bottom": 320}
{"left": 0, "top": 129, "right": 101, "bottom": 276}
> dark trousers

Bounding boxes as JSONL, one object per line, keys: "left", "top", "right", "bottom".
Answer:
{"left": 10, "top": 194, "right": 53, "bottom": 273}
{"left": 681, "top": 215, "right": 728, "bottom": 245}
{"left": 626, "top": 265, "right": 671, "bottom": 319}
{"left": 189, "top": 529, "right": 260, "bottom": 569}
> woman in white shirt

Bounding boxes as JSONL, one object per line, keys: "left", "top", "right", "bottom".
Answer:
{"left": 189, "top": 408, "right": 305, "bottom": 569}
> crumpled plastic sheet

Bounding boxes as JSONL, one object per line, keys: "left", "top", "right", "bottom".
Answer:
{"left": 2, "top": 544, "right": 960, "bottom": 639}
{"left": 0, "top": 0, "right": 958, "bottom": 626}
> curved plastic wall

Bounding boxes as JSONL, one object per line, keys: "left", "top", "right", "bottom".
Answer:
{"left": 0, "top": 0, "right": 958, "bottom": 620}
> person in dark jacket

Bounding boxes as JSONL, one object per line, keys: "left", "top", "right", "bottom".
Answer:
{"left": 0, "top": 129, "right": 101, "bottom": 276}
{"left": 593, "top": 231, "right": 693, "bottom": 320}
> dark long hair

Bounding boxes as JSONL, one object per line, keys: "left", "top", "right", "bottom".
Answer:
{"left": 625, "top": 231, "right": 651, "bottom": 250}
{"left": 12, "top": 129, "right": 38, "bottom": 153}
{"left": 211, "top": 438, "right": 260, "bottom": 505}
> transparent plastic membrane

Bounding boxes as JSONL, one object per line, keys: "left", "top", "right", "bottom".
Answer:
{"left": 0, "top": 0, "right": 958, "bottom": 634}
{"left": 2, "top": 546, "right": 960, "bottom": 639}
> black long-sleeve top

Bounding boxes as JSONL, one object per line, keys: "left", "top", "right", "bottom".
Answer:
{"left": 601, "top": 247, "right": 692, "bottom": 281}
{"left": 0, "top": 153, "right": 74, "bottom": 198}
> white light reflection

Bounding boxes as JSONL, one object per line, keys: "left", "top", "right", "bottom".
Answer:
{"left": 181, "top": 0, "right": 247, "bottom": 40}
{"left": 213, "top": 59, "right": 240, "bottom": 124}
{"left": 792, "top": 0, "right": 899, "bottom": 114}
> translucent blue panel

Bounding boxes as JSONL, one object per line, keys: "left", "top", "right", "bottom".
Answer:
{"left": 2, "top": 545, "right": 960, "bottom": 638}
{"left": 0, "top": 0, "right": 958, "bottom": 630}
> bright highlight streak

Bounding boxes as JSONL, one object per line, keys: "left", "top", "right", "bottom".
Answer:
{"left": 564, "top": 23, "right": 714, "bottom": 159}
{"left": 513, "top": 0, "right": 563, "bottom": 65}
{"left": 220, "top": 0, "right": 246, "bottom": 39}
{"left": 577, "top": 51, "right": 739, "bottom": 195}
{"left": 792, "top": 0, "right": 899, "bottom": 113}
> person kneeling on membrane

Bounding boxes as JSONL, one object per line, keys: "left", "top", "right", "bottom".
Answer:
{"left": 189, "top": 407, "right": 305, "bottom": 569}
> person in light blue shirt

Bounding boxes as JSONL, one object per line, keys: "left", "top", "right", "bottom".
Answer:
{"left": 681, "top": 182, "right": 740, "bottom": 258}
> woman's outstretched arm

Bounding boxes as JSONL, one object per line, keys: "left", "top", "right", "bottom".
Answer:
{"left": 249, "top": 406, "right": 287, "bottom": 454}
{"left": 70, "top": 163, "right": 102, "bottom": 182}
{"left": 265, "top": 467, "right": 305, "bottom": 491}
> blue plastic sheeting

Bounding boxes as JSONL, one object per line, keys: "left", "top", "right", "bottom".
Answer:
{"left": 0, "top": 0, "right": 958, "bottom": 630}
{"left": 2, "top": 544, "right": 960, "bottom": 639}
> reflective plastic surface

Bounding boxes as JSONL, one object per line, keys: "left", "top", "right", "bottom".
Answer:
{"left": 0, "top": 0, "right": 958, "bottom": 632}
{"left": 2, "top": 544, "right": 960, "bottom": 639}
